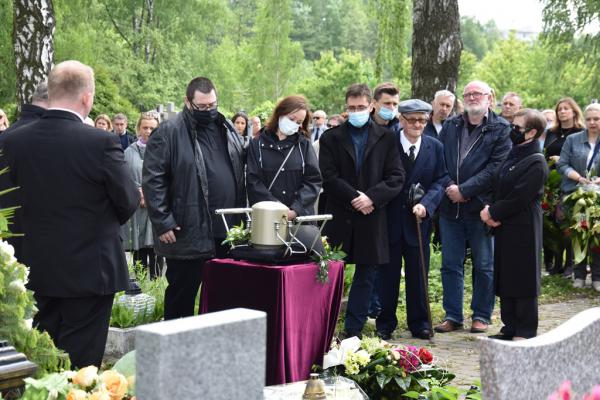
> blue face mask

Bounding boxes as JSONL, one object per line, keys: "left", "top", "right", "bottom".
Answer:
{"left": 348, "top": 110, "right": 370, "bottom": 128}
{"left": 378, "top": 107, "right": 395, "bottom": 121}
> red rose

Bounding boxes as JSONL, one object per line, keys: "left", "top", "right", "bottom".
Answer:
{"left": 581, "top": 220, "right": 589, "bottom": 230}
{"left": 542, "top": 202, "right": 550, "bottom": 210}
{"left": 418, "top": 348, "right": 433, "bottom": 364}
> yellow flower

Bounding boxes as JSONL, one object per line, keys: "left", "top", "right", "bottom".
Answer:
{"left": 66, "top": 389, "right": 87, "bottom": 400}
{"left": 87, "top": 390, "right": 111, "bottom": 400}
{"left": 100, "top": 370, "right": 128, "bottom": 400}
{"left": 71, "top": 366, "right": 98, "bottom": 388}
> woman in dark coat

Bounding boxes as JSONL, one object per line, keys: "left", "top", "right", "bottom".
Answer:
{"left": 246, "top": 95, "right": 321, "bottom": 219}
{"left": 480, "top": 109, "right": 549, "bottom": 340}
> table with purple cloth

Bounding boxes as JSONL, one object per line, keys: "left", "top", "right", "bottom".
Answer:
{"left": 199, "top": 258, "right": 345, "bottom": 386}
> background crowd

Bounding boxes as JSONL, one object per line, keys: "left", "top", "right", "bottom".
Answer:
{"left": 1, "top": 59, "right": 599, "bottom": 369}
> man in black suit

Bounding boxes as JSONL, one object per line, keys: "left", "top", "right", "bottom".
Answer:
{"left": 319, "top": 83, "right": 404, "bottom": 338}
{"left": 0, "top": 81, "right": 49, "bottom": 261}
{"left": 2, "top": 60, "right": 139, "bottom": 368}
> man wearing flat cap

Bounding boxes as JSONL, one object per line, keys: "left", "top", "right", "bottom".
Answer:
{"left": 375, "top": 99, "right": 448, "bottom": 340}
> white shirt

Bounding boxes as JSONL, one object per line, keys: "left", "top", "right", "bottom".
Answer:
{"left": 400, "top": 131, "right": 422, "bottom": 160}
{"left": 48, "top": 107, "right": 85, "bottom": 122}
{"left": 434, "top": 122, "right": 443, "bottom": 134}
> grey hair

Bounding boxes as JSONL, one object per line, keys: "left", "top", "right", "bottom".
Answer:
{"left": 32, "top": 81, "right": 49, "bottom": 102}
{"left": 464, "top": 80, "right": 492, "bottom": 94}
{"left": 434, "top": 90, "right": 456, "bottom": 102}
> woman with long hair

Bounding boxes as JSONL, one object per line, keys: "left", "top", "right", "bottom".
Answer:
{"left": 94, "top": 114, "right": 113, "bottom": 131}
{"left": 543, "top": 97, "right": 585, "bottom": 277}
{"left": 246, "top": 95, "right": 321, "bottom": 220}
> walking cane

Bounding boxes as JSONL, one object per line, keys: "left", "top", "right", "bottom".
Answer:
{"left": 409, "top": 183, "right": 434, "bottom": 339}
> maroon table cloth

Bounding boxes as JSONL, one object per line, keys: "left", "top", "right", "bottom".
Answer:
{"left": 199, "top": 258, "right": 344, "bottom": 386}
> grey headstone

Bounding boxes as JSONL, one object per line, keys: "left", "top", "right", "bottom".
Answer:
{"left": 480, "top": 307, "right": 600, "bottom": 399}
{"left": 136, "top": 308, "right": 266, "bottom": 400}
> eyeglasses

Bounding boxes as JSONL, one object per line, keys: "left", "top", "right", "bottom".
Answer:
{"left": 402, "top": 115, "right": 429, "bottom": 125}
{"left": 191, "top": 101, "right": 218, "bottom": 111}
{"left": 346, "top": 105, "right": 369, "bottom": 113}
{"left": 313, "top": 116, "right": 324, "bottom": 120}
{"left": 510, "top": 123, "right": 530, "bottom": 133}
{"left": 463, "top": 92, "right": 487, "bottom": 100}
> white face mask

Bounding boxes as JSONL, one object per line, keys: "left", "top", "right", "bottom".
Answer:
{"left": 278, "top": 116, "right": 301, "bottom": 136}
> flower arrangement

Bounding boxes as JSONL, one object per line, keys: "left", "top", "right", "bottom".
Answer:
{"left": 548, "top": 380, "right": 600, "bottom": 400}
{"left": 320, "top": 337, "right": 457, "bottom": 399}
{"left": 312, "top": 236, "right": 346, "bottom": 283}
{"left": 562, "top": 184, "right": 600, "bottom": 263}
{"left": 542, "top": 169, "right": 566, "bottom": 254}
{"left": 221, "top": 221, "right": 250, "bottom": 247}
{"left": 0, "top": 239, "right": 71, "bottom": 374}
{"left": 21, "top": 361, "right": 136, "bottom": 400}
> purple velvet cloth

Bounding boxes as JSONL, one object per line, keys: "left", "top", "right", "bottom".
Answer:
{"left": 200, "top": 258, "right": 345, "bottom": 386}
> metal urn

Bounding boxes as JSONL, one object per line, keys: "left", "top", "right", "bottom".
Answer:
{"left": 116, "top": 279, "right": 156, "bottom": 320}
{"left": 250, "top": 201, "right": 289, "bottom": 247}
{"left": 0, "top": 340, "right": 37, "bottom": 396}
{"left": 302, "top": 373, "right": 326, "bottom": 399}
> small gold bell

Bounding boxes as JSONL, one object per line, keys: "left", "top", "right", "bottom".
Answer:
{"left": 302, "top": 373, "right": 326, "bottom": 399}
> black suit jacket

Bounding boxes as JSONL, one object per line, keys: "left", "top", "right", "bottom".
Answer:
{"left": 319, "top": 120, "right": 405, "bottom": 264}
{"left": 2, "top": 109, "right": 139, "bottom": 297}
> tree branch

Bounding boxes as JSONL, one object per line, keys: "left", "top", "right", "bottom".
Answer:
{"left": 103, "top": 2, "right": 134, "bottom": 51}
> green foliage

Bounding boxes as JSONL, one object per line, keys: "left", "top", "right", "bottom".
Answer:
{"left": 110, "top": 261, "right": 166, "bottom": 328}
{"left": 222, "top": 221, "right": 251, "bottom": 246}
{"left": 294, "top": 50, "right": 376, "bottom": 114}
{"left": 460, "top": 17, "right": 502, "bottom": 60}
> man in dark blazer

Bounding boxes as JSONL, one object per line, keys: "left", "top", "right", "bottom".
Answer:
{"left": 319, "top": 83, "right": 404, "bottom": 338}
{"left": 2, "top": 60, "right": 139, "bottom": 368}
{"left": 0, "top": 81, "right": 49, "bottom": 262}
{"left": 376, "top": 99, "right": 448, "bottom": 340}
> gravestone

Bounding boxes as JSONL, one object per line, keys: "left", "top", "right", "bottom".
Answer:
{"left": 479, "top": 307, "right": 600, "bottom": 399}
{"left": 136, "top": 308, "right": 266, "bottom": 400}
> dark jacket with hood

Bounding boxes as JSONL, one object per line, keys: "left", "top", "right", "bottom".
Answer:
{"left": 438, "top": 110, "right": 512, "bottom": 218}
{"left": 142, "top": 108, "right": 245, "bottom": 259}
{"left": 246, "top": 128, "right": 321, "bottom": 216}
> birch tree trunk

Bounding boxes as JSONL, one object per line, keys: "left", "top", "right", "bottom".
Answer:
{"left": 13, "top": 0, "right": 55, "bottom": 106}
{"left": 411, "top": 0, "right": 461, "bottom": 103}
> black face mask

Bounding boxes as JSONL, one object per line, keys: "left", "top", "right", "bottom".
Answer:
{"left": 192, "top": 108, "right": 218, "bottom": 127}
{"left": 509, "top": 124, "right": 529, "bottom": 146}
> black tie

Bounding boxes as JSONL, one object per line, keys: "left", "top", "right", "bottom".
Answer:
{"left": 314, "top": 128, "right": 319, "bottom": 141}
{"left": 409, "top": 145, "right": 416, "bottom": 162}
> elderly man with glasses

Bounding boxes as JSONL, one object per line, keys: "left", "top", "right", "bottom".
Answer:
{"left": 311, "top": 110, "right": 328, "bottom": 142}
{"left": 142, "top": 76, "right": 246, "bottom": 320}
{"left": 434, "top": 80, "right": 512, "bottom": 335}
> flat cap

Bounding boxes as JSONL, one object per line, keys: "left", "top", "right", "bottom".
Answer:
{"left": 398, "top": 99, "right": 432, "bottom": 114}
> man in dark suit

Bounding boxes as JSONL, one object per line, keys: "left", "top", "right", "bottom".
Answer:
{"left": 0, "top": 81, "right": 49, "bottom": 261}
{"left": 376, "top": 99, "right": 448, "bottom": 340}
{"left": 319, "top": 83, "right": 404, "bottom": 338}
{"left": 2, "top": 60, "right": 139, "bottom": 368}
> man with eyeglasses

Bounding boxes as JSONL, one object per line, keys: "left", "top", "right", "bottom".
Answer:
{"left": 376, "top": 99, "right": 448, "bottom": 340}
{"left": 319, "top": 83, "right": 404, "bottom": 338}
{"left": 142, "top": 76, "right": 246, "bottom": 320}
{"left": 311, "top": 110, "right": 328, "bottom": 142}
{"left": 434, "top": 80, "right": 512, "bottom": 335}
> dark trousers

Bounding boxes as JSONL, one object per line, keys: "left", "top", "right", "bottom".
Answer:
{"left": 574, "top": 251, "right": 600, "bottom": 281}
{"left": 33, "top": 293, "right": 114, "bottom": 368}
{"left": 377, "top": 240, "right": 431, "bottom": 335}
{"left": 133, "top": 247, "right": 163, "bottom": 279}
{"left": 344, "top": 264, "right": 378, "bottom": 334}
{"left": 163, "top": 239, "right": 228, "bottom": 320}
{"left": 499, "top": 296, "right": 538, "bottom": 338}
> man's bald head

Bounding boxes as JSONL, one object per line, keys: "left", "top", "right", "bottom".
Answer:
{"left": 47, "top": 60, "right": 95, "bottom": 118}
{"left": 48, "top": 60, "right": 95, "bottom": 103}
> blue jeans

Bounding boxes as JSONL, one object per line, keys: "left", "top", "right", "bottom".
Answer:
{"left": 345, "top": 264, "right": 378, "bottom": 334}
{"left": 440, "top": 215, "right": 494, "bottom": 324}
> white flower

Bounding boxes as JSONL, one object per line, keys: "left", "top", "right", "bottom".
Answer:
{"left": 354, "top": 350, "right": 371, "bottom": 367}
{"left": 323, "top": 336, "right": 361, "bottom": 369}
{"left": 0, "top": 240, "right": 15, "bottom": 258}
{"left": 9, "top": 279, "right": 26, "bottom": 293}
{"left": 23, "top": 319, "right": 32, "bottom": 330}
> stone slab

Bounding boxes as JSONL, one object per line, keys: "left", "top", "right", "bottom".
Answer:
{"left": 479, "top": 307, "right": 600, "bottom": 399}
{"left": 136, "top": 308, "right": 266, "bottom": 400}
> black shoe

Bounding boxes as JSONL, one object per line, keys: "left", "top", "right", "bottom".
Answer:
{"left": 411, "top": 329, "right": 433, "bottom": 340}
{"left": 377, "top": 331, "right": 392, "bottom": 340}
{"left": 562, "top": 265, "right": 574, "bottom": 279}
{"left": 488, "top": 333, "right": 513, "bottom": 341}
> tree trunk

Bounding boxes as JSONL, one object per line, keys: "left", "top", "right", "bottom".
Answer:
{"left": 411, "top": 0, "right": 461, "bottom": 103}
{"left": 13, "top": 0, "right": 55, "bottom": 107}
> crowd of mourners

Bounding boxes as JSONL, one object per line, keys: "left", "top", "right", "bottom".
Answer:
{"left": 1, "top": 59, "right": 599, "bottom": 369}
